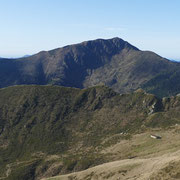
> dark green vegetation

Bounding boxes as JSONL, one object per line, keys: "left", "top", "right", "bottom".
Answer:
{"left": 0, "top": 37, "right": 180, "bottom": 97}
{"left": 0, "top": 85, "right": 180, "bottom": 179}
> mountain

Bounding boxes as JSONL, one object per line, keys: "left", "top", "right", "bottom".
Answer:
{"left": 0, "top": 37, "right": 180, "bottom": 97}
{"left": 22, "top": 55, "right": 31, "bottom": 58}
{"left": 1, "top": 85, "right": 180, "bottom": 179}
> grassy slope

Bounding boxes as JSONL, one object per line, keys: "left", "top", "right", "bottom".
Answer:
{"left": 45, "top": 126, "right": 180, "bottom": 180}
{"left": 0, "top": 85, "right": 180, "bottom": 179}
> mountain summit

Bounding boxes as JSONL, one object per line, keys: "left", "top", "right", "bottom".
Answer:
{"left": 0, "top": 37, "right": 180, "bottom": 97}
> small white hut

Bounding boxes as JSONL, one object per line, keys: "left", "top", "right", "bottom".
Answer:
{"left": 150, "top": 134, "right": 161, "bottom": 139}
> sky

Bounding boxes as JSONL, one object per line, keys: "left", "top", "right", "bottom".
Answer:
{"left": 0, "top": 0, "right": 180, "bottom": 60}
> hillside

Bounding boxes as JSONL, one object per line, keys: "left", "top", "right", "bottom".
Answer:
{"left": 45, "top": 137, "right": 180, "bottom": 180}
{"left": 0, "top": 85, "right": 180, "bottom": 179}
{"left": 0, "top": 38, "right": 180, "bottom": 97}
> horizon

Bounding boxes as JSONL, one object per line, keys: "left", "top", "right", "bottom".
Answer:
{"left": 0, "top": 0, "right": 180, "bottom": 60}
{"left": 1, "top": 37, "right": 180, "bottom": 62}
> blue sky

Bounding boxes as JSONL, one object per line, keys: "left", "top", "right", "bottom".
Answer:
{"left": 0, "top": 0, "right": 180, "bottom": 60}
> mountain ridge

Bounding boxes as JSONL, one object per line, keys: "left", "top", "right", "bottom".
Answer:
{"left": 0, "top": 85, "right": 180, "bottom": 179}
{"left": 0, "top": 37, "right": 180, "bottom": 97}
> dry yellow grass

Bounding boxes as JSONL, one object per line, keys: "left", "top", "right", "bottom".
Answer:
{"left": 44, "top": 150, "right": 180, "bottom": 180}
{"left": 44, "top": 125, "right": 180, "bottom": 180}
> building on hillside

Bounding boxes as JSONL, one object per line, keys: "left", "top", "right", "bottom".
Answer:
{"left": 150, "top": 134, "right": 161, "bottom": 139}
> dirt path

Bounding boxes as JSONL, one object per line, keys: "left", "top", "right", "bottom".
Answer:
{"left": 0, "top": 158, "right": 39, "bottom": 180}
{"left": 5, "top": 164, "right": 11, "bottom": 178}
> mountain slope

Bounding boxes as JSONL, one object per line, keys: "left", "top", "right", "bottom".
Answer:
{"left": 45, "top": 149, "right": 180, "bottom": 180}
{"left": 1, "top": 85, "right": 180, "bottom": 179}
{"left": 0, "top": 38, "right": 180, "bottom": 97}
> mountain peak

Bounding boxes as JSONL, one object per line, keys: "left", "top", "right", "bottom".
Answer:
{"left": 0, "top": 38, "right": 180, "bottom": 97}
{"left": 80, "top": 37, "right": 139, "bottom": 51}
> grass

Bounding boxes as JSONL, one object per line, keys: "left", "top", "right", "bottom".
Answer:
{"left": 1, "top": 85, "right": 180, "bottom": 179}
{"left": 45, "top": 127, "right": 180, "bottom": 180}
